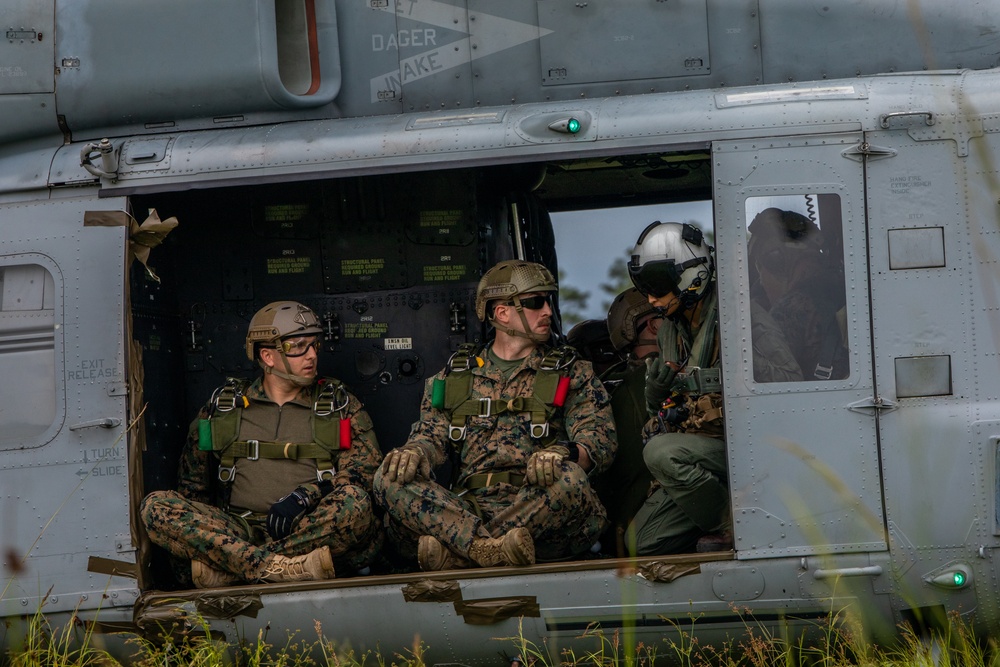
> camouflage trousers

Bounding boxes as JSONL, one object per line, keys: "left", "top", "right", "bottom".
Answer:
{"left": 141, "top": 483, "right": 381, "bottom": 582}
{"left": 629, "top": 432, "right": 729, "bottom": 556}
{"left": 373, "top": 461, "right": 607, "bottom": 562}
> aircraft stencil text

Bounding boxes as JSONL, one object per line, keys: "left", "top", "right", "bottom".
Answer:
{"left": 890, "top": 174, "right": 932, "bottom": 195}
{"left": 372, "top": 29, "right": 438, "bottom": 51}
{"left": 68, "top": 358, "right": 116, "bottom": 380}
{"left": 401, "top": 53, "right": 444, "bottom": 81}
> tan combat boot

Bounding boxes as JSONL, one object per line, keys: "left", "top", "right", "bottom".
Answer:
{"left": 418, "top": 535, "right": 472, "bottom": 571}
{"left": 259, "top": 546, "right": 336, "bottom": 583}
{"left": 191, "top": 559, "right": 240, "bottom": 588}
{"left": 467, "top": 527, "right": 535, "bottom": 568}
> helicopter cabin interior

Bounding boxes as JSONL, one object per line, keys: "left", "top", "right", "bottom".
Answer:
{"left": 127, "top": 142, "right": 857, "bottom": 589}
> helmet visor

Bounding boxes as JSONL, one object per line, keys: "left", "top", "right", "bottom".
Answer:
{"left": 628, "top": 258, "right": 682, "bottom": 298}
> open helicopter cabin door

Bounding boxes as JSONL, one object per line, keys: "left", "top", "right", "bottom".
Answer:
{"left": 0, "top": 196, "right": 134, "bottom": 619}
{"left": 713, "top": 134, "right": 887, "bottom": 558}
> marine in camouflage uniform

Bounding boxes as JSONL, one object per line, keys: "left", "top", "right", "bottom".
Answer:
{"left": 626, "top": 222, "right": 801, "bottom": 556}
{"left": 591, "top": 288, "right": 660, "bottom": 556}
{"left": 141, "top": 301, "right": 382, "bottom": 587}
{"left": 374, "top": 261, "right": 616, "bottom": 570}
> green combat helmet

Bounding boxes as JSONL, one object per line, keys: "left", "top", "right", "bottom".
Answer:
{"left": 475, "top": 260, "right": 557, "bottom": 343}
{"left": 607, "top": 287, "right": 657, "bottom": 353}
{"left": 246, "top": 301, "right": 324, "bottom": 386}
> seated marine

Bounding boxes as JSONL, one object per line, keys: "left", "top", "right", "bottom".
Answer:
{"left": 374, "top": 260, "right": 617, "bottom": 570}
{"left": 141, "top": 301, "right": 383, "bottom": 587}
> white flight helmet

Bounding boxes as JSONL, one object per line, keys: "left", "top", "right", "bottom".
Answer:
{"left": 627, "top": 221, "right": 714, "bottom": 309}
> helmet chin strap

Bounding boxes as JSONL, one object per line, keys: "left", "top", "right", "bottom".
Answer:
{"left": 490, "top": 296, "right": 549, "bottom": 343}
{"left": 259, "top": 351, "right": 313, "bottom": 387}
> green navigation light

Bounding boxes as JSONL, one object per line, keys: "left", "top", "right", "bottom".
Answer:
{"left": 548, "top": 117, "right": 583, "bottom": 134}
{"left": 927, "top": 565, "right": 971, "bottom": 589}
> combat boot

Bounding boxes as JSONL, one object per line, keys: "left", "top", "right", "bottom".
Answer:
{"left": 418, "top": 535, "right": 472, "bottom": 571}
{"left": 467, "top": 527, "right": 535, "bottom": 568}
{"left": 260, "top": 546, "right": 336, "bottom": 583}
{"left": 191, "top": 559, "right": 240, "bottom": 588}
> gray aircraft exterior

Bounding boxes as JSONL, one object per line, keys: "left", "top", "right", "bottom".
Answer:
{"left": 3, "top": 0, "right": 1000, "bottom": 662}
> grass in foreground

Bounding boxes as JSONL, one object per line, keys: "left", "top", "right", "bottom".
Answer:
{"left": 5, "top": 608, "right": 1000, "bottom": 667}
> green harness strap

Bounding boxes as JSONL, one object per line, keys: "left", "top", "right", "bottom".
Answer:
{"left": 658, "top": 290, "right": 722, "bottom": 395}
{"left": 434, "top": 344, "right": 577, "bottom": 445}
{"left": 198, "top": 377, "right": 350, "bottom": 483}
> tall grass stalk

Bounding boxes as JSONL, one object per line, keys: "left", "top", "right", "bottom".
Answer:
{"left": 6, "top": 607, "right": 120, "bottom": 667}
{"left": 6, "top": 606, "right": 1000, "bottom": 666}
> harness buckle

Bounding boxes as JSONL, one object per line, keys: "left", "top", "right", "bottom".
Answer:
{"left": 540, "top": 346, "right": 578, "bottom": 372}
{"left": 317, "top": 467, "right": 336, "bottom": 482}
{"left": 213, "top": 384, "right": 238, "bottom": 413}
{"left": 530, "top": 422, "right": 550, "bottom": 439}
{"left": 813, "top": 364, "right": 833, "bottom": 381}
{"left": 478, "top": 397, "right": 492, "bottom": 417}
{"left": 246, "top": 439, "right": 260, "bottom": 461}
{"left": 218, "top": 465, "right": 236, "bottom": 482}
{"left": 449, "top": 424, "right": 467, "bottom": 441}
{"left": 446, "top": 347, "right": 475, "bottom": 372}
{"left": 506, "top": 396, "right": 525, "bottom": 412}
{"left": 314, "top": 382, "right": 349, "bottom": 416}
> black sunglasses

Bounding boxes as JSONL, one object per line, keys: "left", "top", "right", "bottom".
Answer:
{"left": 506, "top": 294, "right": 551, "bottom": 310}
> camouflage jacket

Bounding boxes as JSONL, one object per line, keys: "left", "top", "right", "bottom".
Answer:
{"left": 176, "top": 376, "right": 382, "bottom": 512}
{"left": 406, "top": 344, "right": 616, "bottom": 486}
{"left": 642, "top": 293, "right": 802, "bottom": 441}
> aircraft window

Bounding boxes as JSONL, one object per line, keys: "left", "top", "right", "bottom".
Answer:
{"left": 0, "top": 264, "right": 56, "bottom": 440}
{"left": 745, "top": 194, "right": 850, "bottom": 383}
{"left": 551, "top": 201, "right": 713, "bottom": 330}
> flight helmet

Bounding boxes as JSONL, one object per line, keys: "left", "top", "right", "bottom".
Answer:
{"left": 628, "top": 221, "right": 714, "bottom": 309}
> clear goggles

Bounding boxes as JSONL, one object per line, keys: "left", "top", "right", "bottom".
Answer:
{"left": 273, "top": 335, "right": 321, "bottom": 357}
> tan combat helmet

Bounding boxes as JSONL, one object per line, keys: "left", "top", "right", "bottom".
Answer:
{"left": 607, "top": 287, "right": 657, "bottom": 353}
{"left": 246, "top": 301, "right": 323, "bottom": 386}
{"left": 475, "top": 260, "right": 557, "bottom": 343}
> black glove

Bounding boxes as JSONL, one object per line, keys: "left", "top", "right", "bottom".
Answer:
{"left": 644, "top": 355, "right": 677, "bottom": 417}
{"left": 266, "top": 487, "right": 311, "bottom": 540}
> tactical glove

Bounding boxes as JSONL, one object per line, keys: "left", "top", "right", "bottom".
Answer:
{"left": 525, "top": 444, "right": 571, "bottom": 487}
{"left": 644, "top": 355, "right": 677, "bottom": 417}
{"left": 381, "top": 444, "right": 431, "bottom": 483}
{"left": 266, "top": 487, "right": 311, "bottom": 540}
